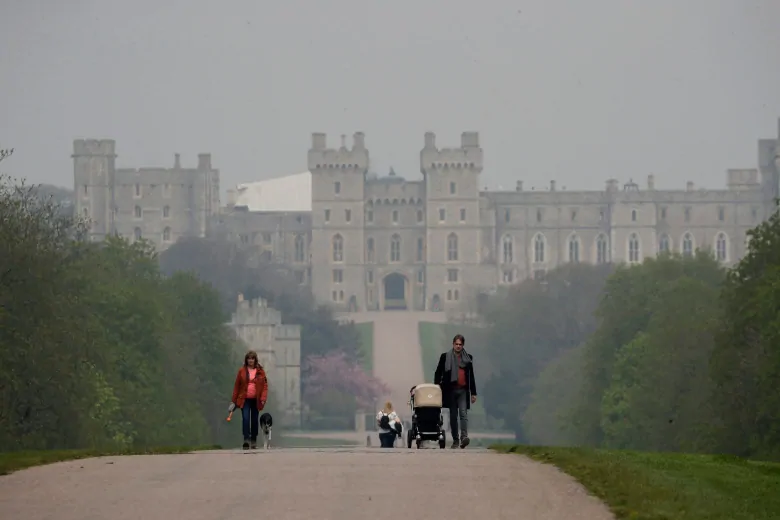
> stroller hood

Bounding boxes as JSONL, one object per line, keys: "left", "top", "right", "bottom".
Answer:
{"left": 413, "top": 384, "right": 443, "bottom": 408}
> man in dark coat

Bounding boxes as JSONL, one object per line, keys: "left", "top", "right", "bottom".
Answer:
{"left": 434, "top": 334, "right": 477, "bottom": 449}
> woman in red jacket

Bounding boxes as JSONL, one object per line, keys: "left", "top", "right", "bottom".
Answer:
{"left": 230, "top": 350, "right": 269, "bottom": 449}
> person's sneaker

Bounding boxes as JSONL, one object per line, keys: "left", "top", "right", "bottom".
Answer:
{"left": 450, "top": 440, "right": 460, "bottom": 449}
{"left": 242, "top": 440, "right": 250, "bottom": 450}
{"left": 250, "top": 441, "right": 257, "bottom": 449}
{"left": 460, "top": 436, "right": 470, "bottom": 449}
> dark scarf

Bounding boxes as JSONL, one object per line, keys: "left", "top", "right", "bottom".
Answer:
{"left": 444, "top": 348, "right": 471, "bottom": 384}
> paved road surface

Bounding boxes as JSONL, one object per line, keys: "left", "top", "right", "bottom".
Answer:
{"left": 347, "top": 311, "right": 446, "bottom": 414}
{"left": 0, "top": 448, "right": 613, "bottom": 520}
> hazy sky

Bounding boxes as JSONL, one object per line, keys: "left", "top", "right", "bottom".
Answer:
{"left": 1, "top": 0, "right": 779, "bottom": 194}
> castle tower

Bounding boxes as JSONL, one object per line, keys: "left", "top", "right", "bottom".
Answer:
{"left": 758, "top": 117, "right": 780, "bottom": 204}
{"left": 308, "top": 132, "right": 369, "bottom": 311}
{"left": 420, "top": 132, "right": 483, "bottom": 311}
{"left": 73, "top": 139, "right": 116, "bottom": 240}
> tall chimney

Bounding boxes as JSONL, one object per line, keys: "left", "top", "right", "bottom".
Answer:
{"left": 647, "top": 174, "right": 655, "bottom": 190}
{"left": 550, "top": 180, "right": 557, "bottom": 192}
{"left": 516, "top": 180, "right": 523, "bottom": 192}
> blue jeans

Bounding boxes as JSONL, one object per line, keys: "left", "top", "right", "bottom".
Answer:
{"left": 242, "top": 398, "right": 259, "bottom": 441}
{"left": 379, "top": 431, "right": 396, "bottom": 448}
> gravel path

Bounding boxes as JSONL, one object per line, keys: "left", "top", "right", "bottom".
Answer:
{"left": 0, "top": 447, "right": 613, "bottom": 520}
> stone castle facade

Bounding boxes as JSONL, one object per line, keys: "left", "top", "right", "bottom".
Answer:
{"left": 74, "top": 119, "right": 780, "bottom": 313}
{"left": 228, "top": 295, "right": 302, "bottom": 427}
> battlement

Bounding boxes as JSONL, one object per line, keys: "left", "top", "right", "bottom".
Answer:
{"left": 307, "top": 132, "right": 370, "bottom": 172}
{"left": 420, "top": 132, "right": 483, "bottom": 173}
{"left": 231, "top": 296, "right": 283, "bottom": 326}
{"left": 72, "top": 139, "right": 116, "bottom": 157}
{"left": 727, "top": 168, "right": 760, "bottom": 189}
{"left": 275, "top": 324, "right": 301, "bottom": 340}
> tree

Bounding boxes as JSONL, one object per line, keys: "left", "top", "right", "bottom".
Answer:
{"left": 710, "top": 201, "right": 780, "bottom": 459}
{"left": 569, "top": 251, "right": 726, "bottom": 447}
{"left": 480, "top": 263, "right": 614, "bottom": 439}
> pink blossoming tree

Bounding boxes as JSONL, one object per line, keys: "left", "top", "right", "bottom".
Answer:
{"left": 303, "top": 351, "right": 390, "bottom": 411}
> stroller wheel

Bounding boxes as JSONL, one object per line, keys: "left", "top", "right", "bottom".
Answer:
{"left": 406, "top": 429, "right": 413, "bottom": 449}
{"left": 416, "top": 439, "right": 422, "bottom": 449}
{"left": 439, "top": 439, "right": 446, "bottom": 449}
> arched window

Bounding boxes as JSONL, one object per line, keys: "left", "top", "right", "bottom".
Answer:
{"left": 163, "top": 227, "right": 171, "bottom": 242}
{"left": 716, "top": 232, "right": 728, "bottom": 262}
{"left": 332, "top": 234, "right": 344, "bottom": 262}
{"left": 134, "top": 205, "right": 142, "bottom": 218}
{"left": 163, "top": 205, "right": 170, "bottom": 218}
{"left": 682, "top": 233, "right": 693, "bottom": 257}
{"left": 366, "top": 237, "right": 375, "bottom": 263}
{"left": 596, "top": 234, "right": 608, "bottom": 264}
{"left": 631, "top": 209, "right": 637, "bottom": 222}
{"left": 533, "top": 233, "right": 545, "bottom": 263}
{"left": 659, "top": 234, "right": 670, "bottom": 254}
{"left": 628, "top": 233, "right": 640, "bottom": 263}
{"left": 390, "top": 234, "right": 401, "bottom": 262}
{"left": 416, "top": 237, "right": 424, "bottom": 262}
{"left": 502, "top": 235, "right": 513, "bottom": 264}
{"left": 294, "top": 234, "right": 305, "bottom": 263}
{"left": 447, "top": 233, "right": 458, "bottom": 261}
{"left": 133, "top": 227, "right": 142, "bottom": 241}
{"left": 568, "top": 235, "right": 580, "bottom": 263}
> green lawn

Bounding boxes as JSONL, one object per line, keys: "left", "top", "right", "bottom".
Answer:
{"left": 354, "top": 322, "right": 374, "bottom": 372}
{"left": 493, "top": 445, "right": 780, "bottom": 520}
{"left": 0, "top": 445, "right": 220, "bottom": 476}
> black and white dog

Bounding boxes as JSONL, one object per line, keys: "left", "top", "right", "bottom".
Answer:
{"left": 259, "top": 412, "right": 273, "bottom": 450}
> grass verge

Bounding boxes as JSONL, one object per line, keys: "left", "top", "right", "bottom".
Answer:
{"left": 492, "top": 445, "right": 780, "bottom": 520}
{"left": 0, "top": 445, "right": 221, "bottom": 476}
{"left": 354, "top": 322, "right": 374, "bottom": 372}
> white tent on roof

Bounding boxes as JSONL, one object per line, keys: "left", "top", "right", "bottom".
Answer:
{"left": 233, "top": 171, "right": 312, "bottom": 212}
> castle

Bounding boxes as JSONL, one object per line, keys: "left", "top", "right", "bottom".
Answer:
{"left": 74, "top": 119, "right": 780, "bottom": 314}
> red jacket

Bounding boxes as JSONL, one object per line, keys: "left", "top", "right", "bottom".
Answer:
{"left": 232, "top": 366, "right": 269, "bottom": 410}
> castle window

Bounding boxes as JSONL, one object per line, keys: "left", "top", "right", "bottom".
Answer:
{"left": 367, "top": 270, "right": 374, "bottom": 284}
{"left": 134, "top": 183, "right": 141, "bottom": 197}
{"left": 345, "top": 209, "right": 352, "bottom": 222}
{"left": 661, "top": 207, "right": 667, "bottom": 220}
{"left": 684, "top": 207, "right": 691, "bottom": 222}
{"left": 263, "top": 233, "right": 272, "bottom": 244}
{"left": 454, "top": 289, "right": 459, "bottom": 301}
{"left": 392, "top": 210, "right": 399, "bottom": 223}
{"left": 134, "top": 205, "right": 142, "bottom": 219}
{"left": 459, "top": 208, "right": 466, "bottom": 222}
{"left": 450, "top": 181, "right": 456, "bottom": 195}
{"left": 571, "top": 209, "right": 577, "bottom": 222}
{"left": 447, "top": 289, "right": 453, "bottom": 301}
{"left": 417, "top": 271, "right": 424, "bottom": 284}
{"left": 83, "top": 184, "right": 88, "bottom": 196}
{"left": 163, "top": 227, "right": 171, "bottom": 242}
{"left": 536, "top": 209, "right": 542, "bottom": 223}
{"left": 133, "top": 227, "right": 142, "bottom": 241}
{"left": 334, "top": 181, "right": 341, "bottom": 195}
{"left": 659, "top": 234, "right": 670, "bottom": 254}
{"left": 718, "top": 207, "right": 725, "bottom": 221}
{"left": 447, "top": 269, "right": 459, "bottom": 283}
{"left": 716, "top": 233, "right": 728, "bottom": 262}
{"left": 294, "top": 234, "right": 306, "bottom": 263}
{"left": 631, "top": 209, "right": 637, "bottom": 222}
{"left": 502, "top": 235, "right": 513, "bottom": 264}
{"left": 504, "top": 209, "right": 510, "bottom": 223}
{"left": 390, "top": 234, "right": 401, "bottom": 262}
{"left": 439, "top": 208, "right": 446, "bottom": 222}
{"left": 367, "top": 210, "right": 374, "bottom": 223}
{"left": 628, "top": 233, "right": 640, "bottom": 263}
{"left": 339, "top": 290, "right": 344, "bottom": 301}
{"left": 332, "top": 234, "right": 344, "bottom": 262}
{"left": 502, "top": 270, "right": 514, "bottom": 283}
{"left": 324, "top": 209, "right": 331, "bottom": 222}
{"left": 163, "top": 205, "right": 170, "bottom": 218}
{"left": 332, "top": 269, "right": 343, "bottom": 284}
{"left": 568, "top": 235, "right": 580, "bottom": 263}
{"left": 416, "top": 237, "right": 424, "bottom": 262}
{"left": 599, "top": 209, "right": 604, "bottom": 222}
{"left": 533, "top": 233, "right": 545, "bottom": 263}
{"left": 366, "top": 237, "right": 375, "bottom": 263}
{"left": 417, "top": 209, "right": 423, "bottom": 223}
{"left": 447, "top": 233, "right": 458, "bottom": 261}
{"left": 682, "top": 232, "right": 694, "bottom": 257}
{"left": 595, "top": 234, "right": 608, "bottom": 264}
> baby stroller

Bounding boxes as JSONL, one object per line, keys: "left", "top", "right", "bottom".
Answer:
{"left": 406, "top": 384, "right": 446, "bottom": 449}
